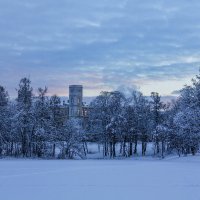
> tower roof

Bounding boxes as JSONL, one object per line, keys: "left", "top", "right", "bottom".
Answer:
{"left": 69, "top": 85, "right": 83, "bottom": 88}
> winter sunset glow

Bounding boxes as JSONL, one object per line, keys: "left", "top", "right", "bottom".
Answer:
{"left": 1, "top": 1, "right": 200, "bottom": 200}
{"left": 0, "top": 0, "right": 200, "bottom": 97}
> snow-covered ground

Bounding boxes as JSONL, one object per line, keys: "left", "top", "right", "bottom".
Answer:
{"left": 0, "top": 156, "right": 200, "bottom": 200}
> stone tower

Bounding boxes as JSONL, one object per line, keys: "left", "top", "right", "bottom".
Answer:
{"left": 69, "top": 85, "right": 83, "bottom": 119}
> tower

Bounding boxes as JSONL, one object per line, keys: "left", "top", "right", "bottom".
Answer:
{"left": 69, "top": 85, "right": 83, "bottom": 119}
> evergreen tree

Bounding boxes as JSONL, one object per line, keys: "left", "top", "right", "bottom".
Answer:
{"left": 13, "top": 78, "right": 34, "bottom": 157}
{"left": 0, "top": 86, "right": 10, "bottom": 156}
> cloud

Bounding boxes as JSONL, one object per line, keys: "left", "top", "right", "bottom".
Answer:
{"left": 0, "top": 0, "right": 200, "bottom": 97}
{"left": 171, "top": 90, "right": 181, "bottom": 95}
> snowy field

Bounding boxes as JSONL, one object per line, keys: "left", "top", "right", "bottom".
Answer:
{"left": 0, "top": 156, "right": 200, "bottom": 200}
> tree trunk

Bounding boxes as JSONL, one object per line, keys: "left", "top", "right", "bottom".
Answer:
{"left": 134, "top": 136, "right": 138, "bottom": 155}
{"left": 109, "top": 142, "right": 113, "bottom": 158}
{"left": 112, "top": 142, "right": 116, "bottom": 158}
{"left": 98, "top": 144, "right": 101, "bottom": 153}
{"left": 123, "top": 139, "right": 127, "bottom": 157}
{"left": 156, "top": 138, "right": 160, "bottom": 154}
{"left": 129, "top": 142, "right": 133, "bottom": 157}
{"left": 142, "top": 142, "right": 147, "bottom": 156}
{"left": 52, "top": 143, "right": 56, "bottom": 158}
{"left": 161, "top": 141, "right": 164, "bottom": 159}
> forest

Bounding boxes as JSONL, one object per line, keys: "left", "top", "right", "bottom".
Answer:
{"left": 0, "top": 73, "right": 200, "bottom": 159}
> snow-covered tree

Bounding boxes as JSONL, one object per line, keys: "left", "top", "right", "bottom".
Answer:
{"left": 89, "top": 91, "right": 125, "bottom": 157}
{"left": 0, "top": 86, "right": 10, "bottom": 156}
{"left": 89, "top": 91, "right": 112, "bottom": 157}
{"left": 13, "top": 78, "right": 34, "bottom": 157}
{"left": 169, "top": 73, "right": 200, "bottom": 156}
{"left": 33, "top": 87, "right": 51, "bottom": 157}
{"left": 150, "top": 92, "right": 165, "bottom": 155}
{"left": 58, "top": 119, "right": 85, "bottom": 159}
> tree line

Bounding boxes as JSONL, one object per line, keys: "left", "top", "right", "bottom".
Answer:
{"left": 0, "top": 73, "right": 200, "bottom": 159}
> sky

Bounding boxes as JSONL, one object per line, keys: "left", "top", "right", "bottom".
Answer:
{"left": 0, "top": 0, "right": 200, "bottom": 97}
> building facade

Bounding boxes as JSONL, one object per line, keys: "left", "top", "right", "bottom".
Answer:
{"left": 60, "top": 85, "right": 89, "bottom": 125}
{"left": 69, "top": 85, "right": 83, "bottom": 119}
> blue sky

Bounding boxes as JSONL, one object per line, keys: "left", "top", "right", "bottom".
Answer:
{"left": 0, "top": 0, "right": 200, "bottom": 97}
